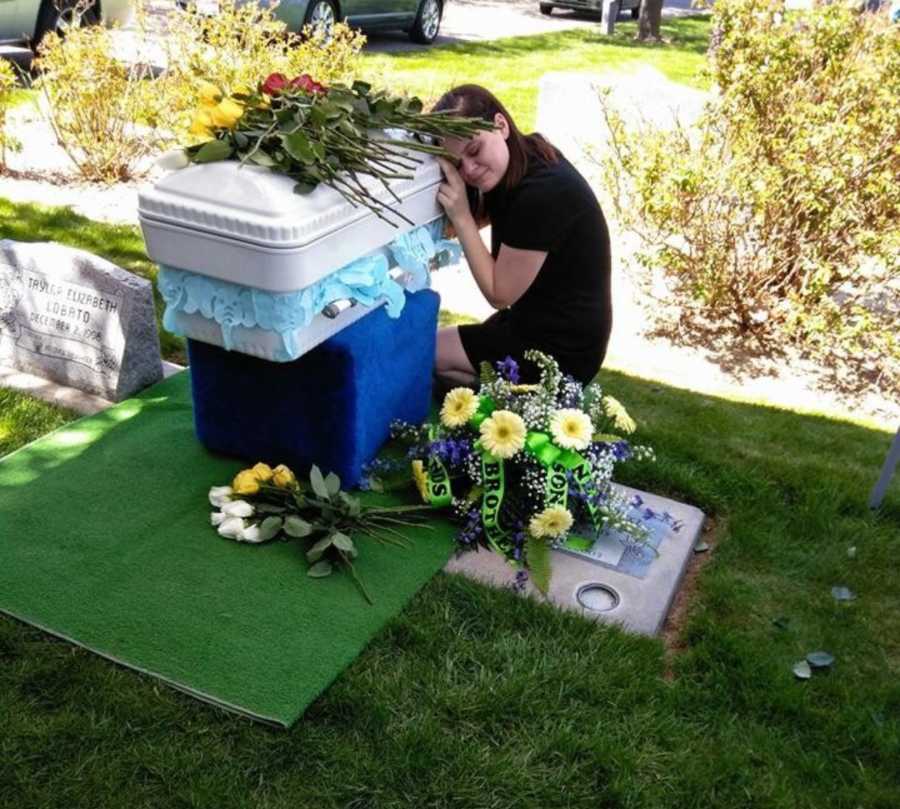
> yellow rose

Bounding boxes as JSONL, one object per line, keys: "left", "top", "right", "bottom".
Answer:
{"left": 272, "top": 464, "right": 297, "bottom": 488}
{"left": 208, "top": 98, "right": 244, "bottom": 130}
{"left": 411, "top": 460, "right": 429, "bottom": 503}
{"left": 189, "top": 108, "right": 214, "bottom": 139}
{"left": 232, "top": 469, "right": 260, "bottom": 496}
{"left": 197, "top": 81, "right": 223, "bottom": 108}
{"left": 251, "top": 462, "right": 274, "bottom": 483}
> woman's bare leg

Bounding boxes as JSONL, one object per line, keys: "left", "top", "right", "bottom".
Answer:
{"left": 435, "top": 326, "right": 477, "bottom": 386}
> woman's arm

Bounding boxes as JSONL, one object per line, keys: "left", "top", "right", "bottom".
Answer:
{"left": 437, "top": 158, "right": 547, "bottom": 310}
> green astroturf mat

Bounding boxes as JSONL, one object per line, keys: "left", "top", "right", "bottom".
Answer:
{"left": 0, "top": 371, "right": 455, "bottom": 727}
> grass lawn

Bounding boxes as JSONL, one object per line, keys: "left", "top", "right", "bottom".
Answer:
{"left": 363, "top": 16, "right": 712, "bottom": 130}
{"left": 1, "top": 364, "right": 898, "bottom": 808}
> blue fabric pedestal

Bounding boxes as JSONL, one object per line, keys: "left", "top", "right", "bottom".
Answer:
{"left": 188, "top": 289, "right": 439, "bottom": 488}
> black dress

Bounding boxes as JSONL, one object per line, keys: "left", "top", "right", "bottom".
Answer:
{"left": 457, "top": 154, "right": 613, "bottom": 386}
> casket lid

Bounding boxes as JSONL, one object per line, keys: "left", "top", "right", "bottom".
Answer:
{"left": 137, "top": 153, "right": 441, "bottom": 249}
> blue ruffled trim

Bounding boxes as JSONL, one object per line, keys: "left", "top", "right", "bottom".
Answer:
{"left": 157, "top": 218, "right": 460, "bottom": 361}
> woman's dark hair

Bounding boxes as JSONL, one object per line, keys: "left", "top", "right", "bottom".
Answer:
{"left": 432, "top": 84, "right": 559, "bottom": 191}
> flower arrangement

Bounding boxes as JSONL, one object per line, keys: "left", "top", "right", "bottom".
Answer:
{"left": 183, "top": 74, "right": 491, "bottom": 224}
{"left": 388, "top": 352, "right": 655, "bottom": 594}
{"left": 208, "top": 462, "right": 432, "bottom": 603}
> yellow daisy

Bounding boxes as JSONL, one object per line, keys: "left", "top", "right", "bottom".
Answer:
{"left": 411, "top": 460, "right": 429, "bottom": 503}
{"left": 602, "top": 396, "right": 636, "bottom": 435}
{"left": 529, "top": 505, "right": 574, "bottom": 539}
{"left": 479, "top": 410, "right": 526, "bottom": 459}
{"left": 550, "top": 408, "right": 594, "bottom": 451}
{"left": 440, "top": 387, "right": 479, "bottom": 428}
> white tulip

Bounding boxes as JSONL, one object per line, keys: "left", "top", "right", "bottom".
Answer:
{"left": 241, "top": 523, "right": 264, "bottom": 543}
{"left": 217, "top": 516, "right": 246, "bottom": 539}
{"left": 208, "top": 485, "right": 233, "bottom": 508}
{"left": 156, "top": 149, "right": 191, "bottom": 171}
{"left": 222, "top": 500, "right": 254, "bottom": 518}
{"left": 210, "top": 511, "right": 226, "bottom": 526}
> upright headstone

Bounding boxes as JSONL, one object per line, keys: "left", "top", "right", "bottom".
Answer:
{"left": 0, "top": 240, "right": 163, "bottom": 401}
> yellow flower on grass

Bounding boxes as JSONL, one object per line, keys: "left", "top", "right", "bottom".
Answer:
{"left": 232, "top": 469, "right": 260, "bottom": 496}
{"left": 479, "top": 410, "right": 526, "bottom": 459}
{"left": 440, "top": 387, "right": 479, "bottom": 428}
{"left": 411, "top": 460, "right": 429, "bottom": 503}
{"left": 550, "top": 408, "right": 593, "bottom": 451}
{"left": 529, "top": 505, "right": 574, "bottom": 539}
{"left": 272, "top": 464, "right": 297, "bottom": 488}
{"left": 251, "top": 462, "right": 274, "bottom": 483}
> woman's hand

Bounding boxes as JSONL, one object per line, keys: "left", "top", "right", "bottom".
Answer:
{"left": 436, "top": 157, "right": 472, "bottom": 227}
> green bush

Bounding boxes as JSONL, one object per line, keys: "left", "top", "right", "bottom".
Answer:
{"left": 599, "top": 0, "right": 900, "bottom": 388}
{"left": 0, "top": 59, "right": 21, "bottom": 171}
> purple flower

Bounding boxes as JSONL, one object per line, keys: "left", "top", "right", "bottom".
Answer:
{"left": 496, "top": 356, "right": 520, "bottom": 384}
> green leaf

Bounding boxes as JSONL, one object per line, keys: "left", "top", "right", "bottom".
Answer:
{"left": 793, "top": 660, "right": 812, "bottom": 680}
{"left": 193, "top": 139, "right": 233, "bottom": 163}
{"left": 806, "top": 651, "right": 835, "bottom": 669}
{"left": 310, "top": 466, "right": 329, "bottom": 499}
{"left": 325, "top": 472, "right": 341, "bottom": 496}
{"left": 307, "top": 559, "right": 333, "bottom": 578}
{"left": 772, "top": 615, "right": 791, "bottom": 630}
{"left": 247, "top": 150, "right": 276, "bottom": 168}
{"left": 526, "top": 536, "right": 551, "bottom": 596}
{"left": 306, "top": 534, "right": 334, "bottom": 563}
{"left": 234, "top": 132, "right": 249, "bottom": 149}
{"left": 331, "top": 532, "right": 355, "bottom": 553}
{"left": 282, "top": 131, "right": 316, "bottom": 165}
{"left": 351, "top": 80, "right": 371, "bottom": 95}
{"left": 846, "top": 546, "right": 857, "bottom": 559}
{"left": 257, "top": 516, "right": 283, "bottom": 541}
{"left": 284, "top": 515, "right": 313, "bottom": 538}
{"left": 293, "top": 181, "right": 318, "bottom": 194}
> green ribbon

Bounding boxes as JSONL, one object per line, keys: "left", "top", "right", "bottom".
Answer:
{"left": 480, "top": 452, "right": 513, "bottom": 556}
{"left": 468, "top": 395, "right": 496, "bottom": 429}
{"left": 423, "top": 424, "right": 452, "bottom": 507}
{"left": 524, "top": 431, "right": 605, "bottom": 548}
{"left": 425, "top": 455, "right": 452, "bottom": 506}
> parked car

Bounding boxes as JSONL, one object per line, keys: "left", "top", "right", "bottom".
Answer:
{"left": 0, "top": 0, "right": 133, "bottom": 50}
{"left": 538, "top": 0, "right": 640, "bottom": 19}
{"left": 181, "top": 0, "right": 445, "bottom": 45}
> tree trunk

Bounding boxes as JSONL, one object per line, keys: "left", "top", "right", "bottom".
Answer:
{"left": 637, "top": 0, "right": 664, "bottom": 41}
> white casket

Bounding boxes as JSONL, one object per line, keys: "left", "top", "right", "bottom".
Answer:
{"left": 137, "top": 153, "right": 450, "bottom": 361}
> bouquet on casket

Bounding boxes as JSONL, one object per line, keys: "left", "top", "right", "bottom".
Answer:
{"left": 385, "top": 351, "right": 656, "bottom": 594}
{"left": 183, "top": 73, "right": 492, "bottom": 224}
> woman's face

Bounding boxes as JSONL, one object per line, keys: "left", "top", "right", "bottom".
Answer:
{"left": 443, "top": 113, "right": 511, "bottom": 192}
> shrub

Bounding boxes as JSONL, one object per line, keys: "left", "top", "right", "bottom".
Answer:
{"left": 598, "top": 0, "right": 900, "bottom": 388}
{"left": 0, "top": 59, "right": 22, "bottom": 171}
{"left": 32, "top": 0, "right": 366, "bottom": 180}
{"left": 33, "top": 1, "right": 166, "bottom": 182}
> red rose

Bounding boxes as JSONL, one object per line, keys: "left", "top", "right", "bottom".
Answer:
{"left": 290, "top": 74, "right": 327, "bottom": 95}
{"left": 261, "top": 73, "right": 289, "bottom": 95}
